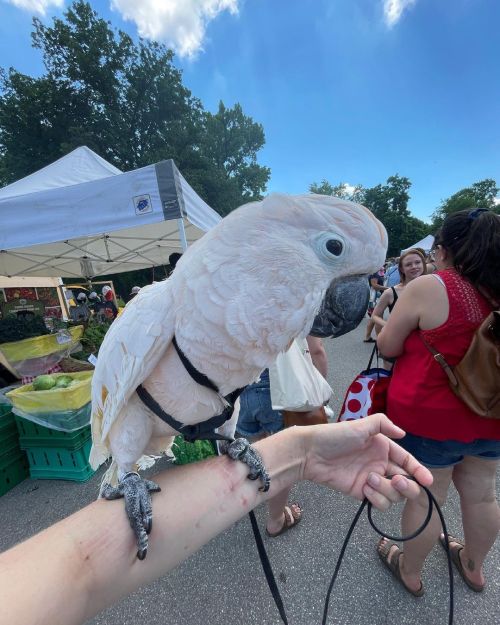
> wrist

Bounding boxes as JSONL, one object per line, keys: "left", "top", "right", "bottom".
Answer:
{"left": 254, "top": 427, "right": 307, "bottom": 496}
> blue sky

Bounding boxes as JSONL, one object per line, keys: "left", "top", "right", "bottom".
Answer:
{"left": 0, "top": 0, "right": 499, "bottom": 222}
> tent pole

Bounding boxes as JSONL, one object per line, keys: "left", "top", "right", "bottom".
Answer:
{"left": 177, "top": 218, "right": 188, "bottom": 252}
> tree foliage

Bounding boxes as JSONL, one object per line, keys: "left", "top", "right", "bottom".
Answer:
{"left": 309, "top": 180, "right": 364, "bottom": 204}
{"left": 432, "top": 179, "right": 499, "bottom": 228}
{"left": 0, "top": 1, "right": 269, "bottom": 216}
{"left": 310, "top": 174, "right": 432, "bottom": 256}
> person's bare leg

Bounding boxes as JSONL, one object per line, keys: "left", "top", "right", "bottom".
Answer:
{"left": 265, "top": 486, "right": 297, "bottom": 534}
{"left": 306, "top": 336, "right": 328, "bottom": 378}
{"left": 379, "top": 466, "right": 453, "bottom": 592}
{"left": 450, "top": 456, "right": 500, "bottom": 588}
{"left": 364, "top": 318, "right": 375, "bottom": 340}
{"left": 244, "top": 432, "right": 299, "bottom": 535}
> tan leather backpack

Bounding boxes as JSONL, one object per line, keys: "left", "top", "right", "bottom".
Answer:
{"left": 421, "top": 310, "right": 500, "bottom": 419}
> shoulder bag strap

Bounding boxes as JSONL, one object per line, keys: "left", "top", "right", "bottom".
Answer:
{"left": 367, "top": 344, "right": 378, "bottom": 370}
{"left": 418, "top": 333, "right": 458, "bottom": 387}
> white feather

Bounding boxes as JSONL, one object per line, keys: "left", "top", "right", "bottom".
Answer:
{"left": 90, "top": 193, "right": 388, "bottom": 483}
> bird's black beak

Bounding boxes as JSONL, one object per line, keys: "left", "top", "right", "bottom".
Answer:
{"left": 309, "top": 275, "right": 369, "bottom": 338}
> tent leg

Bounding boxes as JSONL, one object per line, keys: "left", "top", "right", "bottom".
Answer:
{"left": 177, "top": 218, "right": 188, "bottom": 252}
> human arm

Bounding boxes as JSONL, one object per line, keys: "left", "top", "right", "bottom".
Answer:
{"left": 376, "top": 275, "right": 444, "bottom": 357}
{"left": 371, "top": 289, "right": 393, "bottom": 331}
{"left": 370, "top": 276, "right": 387, "bottom": 294}
{"left": 306, "top": 335, "right": 328, "bottom": 378}
{"left": 0, "top": 415, "right": 432, "bottom": 625}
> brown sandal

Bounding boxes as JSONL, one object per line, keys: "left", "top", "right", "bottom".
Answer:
{"left": 439, "top": 534, "right": 484, "bottom": 593}
{"left": 266, "top": 504, "right": 303, "bottom": 538}
{"left": 377, "top": 539, "right": 424, "bottom": 597}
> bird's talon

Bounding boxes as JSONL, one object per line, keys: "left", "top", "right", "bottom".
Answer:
{"left": 225, "top": 437, "right": 270, "bottom": 491}
{"left": 105, "top": 472, "right": 160, "bottom": 560}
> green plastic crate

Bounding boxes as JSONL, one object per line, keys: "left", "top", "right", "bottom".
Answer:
{"left": 0, "top": 452, "right": 29, "bottom": 497}
{"left": 0, "top": 410, "right": 16, "bottom": 439}
{"left": 0, "top": 430, "right": 21, "bottom": 462}
{"left": 25, "top": 438, "right": 95, "bottom": 482}
{"left": 0, "top": 404, "right": 12, "bottom": 417}
{"left": 15, "top": 415, "right": 91, "bottom": 450}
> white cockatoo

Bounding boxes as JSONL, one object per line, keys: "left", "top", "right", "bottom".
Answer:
{"left": 90, "top": 193, "right": 387, "bottom": 558}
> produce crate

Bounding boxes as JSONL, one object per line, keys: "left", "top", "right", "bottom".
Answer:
{"left": 0, "top": 326, "right": 84, "bottom": 378}
{"left": 15, "top": 415, "right": 91, "bottom": 450}
{"left": 0, "top": 451, "right": 29, "bottom": 497}
{"left": 0, "top": 409, "right": 16, "bottom": 439}
{"left": 0, "top": 403, "right": 13, "bottom": 418}
{"left": 11, "top": 402, "right": 91, "bottom": 433}
{"left": 24, "top": 438, "right": 95, "bottom": 482}
{"left": 0, "top": 429, "right": 21, "bottom": 462}
{"left": 7, "top": 371, "right": 92, "bottom": 413}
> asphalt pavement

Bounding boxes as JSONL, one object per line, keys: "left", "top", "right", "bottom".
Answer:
{"left": 0, "top": 319, "right": 499, "bottom": 625}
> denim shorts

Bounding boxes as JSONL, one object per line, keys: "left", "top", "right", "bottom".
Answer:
{"left": 399, "top": 433, "right": 500, "bottom": 469}
{"left": 236, "top": 369, "right": 283, "bottom": 437}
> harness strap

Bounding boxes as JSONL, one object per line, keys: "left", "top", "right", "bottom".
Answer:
{"left": 136, "top": 334, "right": 247, "bottom": 442}
{"left": 173, "top": 335, "right": 219, "bottom": 393}
{"left": 137, "top": 384, "right": 233, "bottom": 443}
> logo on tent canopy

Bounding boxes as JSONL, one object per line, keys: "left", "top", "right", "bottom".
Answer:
{"left": 133, "top": 194, "right": 153, "bottom": 216}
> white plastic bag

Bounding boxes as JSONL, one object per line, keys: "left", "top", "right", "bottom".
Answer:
{"left": 269, "top": 338, "right": 332, "bottom": 411}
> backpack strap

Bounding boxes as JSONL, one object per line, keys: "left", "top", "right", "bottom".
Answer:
{"left": 418, "top": 333, "right": 458, "bottom": 387}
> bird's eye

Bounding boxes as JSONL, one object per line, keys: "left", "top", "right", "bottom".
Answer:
{"left": 326, "top": 239, "right": 343, "bottom": 256}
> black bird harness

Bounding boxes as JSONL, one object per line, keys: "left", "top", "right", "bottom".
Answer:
{"left": 136, "top": 335, "right": 245, "bottom": 442}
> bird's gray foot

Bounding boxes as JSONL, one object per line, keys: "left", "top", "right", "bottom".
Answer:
{"left": 225, "top": 437, "right": 270, "bottom": 492}
{"left": 101, "top": 472, "right": 161, "bottom": 560}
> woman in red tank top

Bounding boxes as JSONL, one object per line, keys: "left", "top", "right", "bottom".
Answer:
{"left": 375, "top": 209, "right": 500, "bottom": 597}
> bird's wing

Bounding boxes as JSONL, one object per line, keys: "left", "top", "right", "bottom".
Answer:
{"left": 90, "top": 280, "right": 176, "bottom": 468}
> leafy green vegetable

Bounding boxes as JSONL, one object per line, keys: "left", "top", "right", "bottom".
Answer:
{"left": 55, "top": 375, "right": 73, "bottom": 388}
{"left": 0, "top": 315, "right": 50, "bottom": 343}
{"left": 33, "top": 374, "right": 57, "bottom": 390}
{"left": 172, "top": 437, "right": 216, "bottom": 465}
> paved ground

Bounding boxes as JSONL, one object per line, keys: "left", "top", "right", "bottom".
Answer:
{"left": 0, "top": 319, "right": 499, "bottom": 625}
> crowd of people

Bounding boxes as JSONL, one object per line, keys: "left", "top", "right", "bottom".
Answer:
{"left": 67, "top": 252, "right": 184, "bottom": 324}
{"left": 236, "top": 207, "right": 500, "bottom": 598}
{"left": 374, "top": 208, "right": 500, "bottom": 596}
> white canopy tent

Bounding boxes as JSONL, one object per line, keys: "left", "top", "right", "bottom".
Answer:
{"left": 401, "top": 234, "right": 435, "bottom": 255}
{"left": 0, "top": 147, "right": 221, "bottom": 279}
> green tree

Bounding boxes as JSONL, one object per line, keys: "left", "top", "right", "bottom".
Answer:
{"left": 432, "top": 179, "right": 499, "bottom": 228}
{"left": 309, "top": 179, "right": 364, "bottom": 203}
{"left": 310, "top": 174, "right": 431, "bottom": 256}
{"left": 361, "top": 175, "right": 432, "bottom": 255}
{"left": 0, "top": 1, "right": 269, "bottom": 215}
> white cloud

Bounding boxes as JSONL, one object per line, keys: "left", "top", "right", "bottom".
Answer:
{"left": 383, "top": 0, "right": 417, "bottom": 27}
{"left": 111, "top": 0, "right": 239, "bottom": 58}
{"left": 4, "top": 0, "right": 64, "bottom": 14}
{"left": 493, "top": 197, "right": 500, "bottom": 206}
{"left": 343, "top": 183, "right": 357, "bottom": 195}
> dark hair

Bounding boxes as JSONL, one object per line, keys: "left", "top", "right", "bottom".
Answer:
{"left": 168, "top": 252, "right": 182, "bottom": 269}
{"left": 434, "top": 209, "right": 500, "bottom": 299}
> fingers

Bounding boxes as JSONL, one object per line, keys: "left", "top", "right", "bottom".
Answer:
{"left": 387, "top": 439, "right": 433, "bottom": 487}
{"left": 362, "top": 413, "right": 406, "bottom": 440}
{"left": 362, "top": 473, "right": 404, "bottom": 510}
{"left": 362, "top": 471, "right": 426, "bottom": 511}
{"left": 363, "top": 415, "right": 433, "bottom": 488}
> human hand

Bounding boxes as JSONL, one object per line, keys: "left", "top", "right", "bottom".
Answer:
{"left": 300, "top": 414, "right": 433, "bottom": 510}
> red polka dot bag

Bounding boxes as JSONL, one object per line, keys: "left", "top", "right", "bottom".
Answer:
{"left": 338, "top": 345, "right": 392, "bottom": 421}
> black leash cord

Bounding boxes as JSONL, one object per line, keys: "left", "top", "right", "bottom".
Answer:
{"left": 322, "top": 476, "right": 454, "bottom": 625}
{"left": 249, "top": 509, "right": 289, "bottom": 625}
